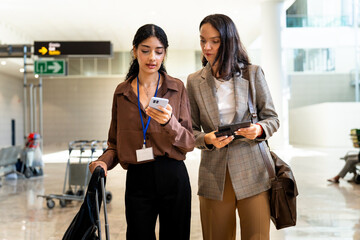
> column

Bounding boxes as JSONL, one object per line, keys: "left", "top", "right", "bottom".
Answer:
{"left": 261, "top": 0, "right": 288, "bottom": 149}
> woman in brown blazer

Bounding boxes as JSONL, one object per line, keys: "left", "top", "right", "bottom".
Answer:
{"left": 89, "top": 24, "right": 195, "bottom": 240}
{"left": 186, "top": 14, "right": 280, "bottom": 240}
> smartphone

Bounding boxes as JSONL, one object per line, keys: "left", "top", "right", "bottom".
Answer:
{"left": 149, "top": 97, "right": 169, "bottom": 112}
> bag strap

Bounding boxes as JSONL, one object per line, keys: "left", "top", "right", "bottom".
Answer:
{"left": 242, "top": 67, "right": 276, "bottom": 180}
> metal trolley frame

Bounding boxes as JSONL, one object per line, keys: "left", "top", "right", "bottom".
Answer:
{"left": 38, "top": 140, "right": 112, "bottom": 209}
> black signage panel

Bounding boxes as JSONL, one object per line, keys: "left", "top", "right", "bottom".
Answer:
{"left": 0, "top": 45, "right": 32, "bottom": 58}
{"left": 34, "top": 41, "right": 112, "bottom": 57}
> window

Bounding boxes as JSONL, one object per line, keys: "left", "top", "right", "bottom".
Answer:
{"left": 97, "top": 58, "right": 110, "bottom": 75}
{"left": 83, "top": 58, "right": 95, "bottom": 76}
{"left": 66, "top": 51, "right": 130, "bottom": 76}
{"left": 68, "top": 58, "right": 81, "bottom": 75}
{"left": 293, "top": 48, "right": 335, "bottom": 72}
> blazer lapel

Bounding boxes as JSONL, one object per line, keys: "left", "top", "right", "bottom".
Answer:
{"left": 232, "top": 73, "right": 250, "bottom": 123}
{"left": 200, "top": 64, "right": 220, "bottom": 129}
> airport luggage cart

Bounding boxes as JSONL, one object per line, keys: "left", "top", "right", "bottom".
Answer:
{"left": 102, "top": 140, "right": 108, "bottom": 152}
{"left": 38, "top": 140, "right": 112, "bottom": 209}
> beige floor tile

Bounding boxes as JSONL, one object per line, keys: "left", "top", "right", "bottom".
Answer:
{"left": 0, "top": 146, "right": 359, "bottom": 239}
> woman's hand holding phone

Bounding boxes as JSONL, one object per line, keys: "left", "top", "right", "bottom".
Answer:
{"left": 146, "top": 103, "right": 173, "bottom": 125}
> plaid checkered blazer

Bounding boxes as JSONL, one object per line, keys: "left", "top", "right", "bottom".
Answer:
{"left": 186, "top": 63, "right": 280, "bottom": 200}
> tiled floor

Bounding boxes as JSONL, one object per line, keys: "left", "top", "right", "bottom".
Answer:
{"left": 0, "top": 145, "right": 359, "bottom": 240}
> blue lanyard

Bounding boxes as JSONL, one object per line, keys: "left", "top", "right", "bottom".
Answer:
{"left": 137, "top": 72, "right": 160, "bottom": 147}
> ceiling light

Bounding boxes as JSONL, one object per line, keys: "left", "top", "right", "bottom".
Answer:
{"left": 1, "top": 61, "right": 6, "bottom": 65}
{"left": 19, "top": 68, "right": 24, "bottom": 73}
{"left": 34, "top": 74, "right": 39, "bottom": 78}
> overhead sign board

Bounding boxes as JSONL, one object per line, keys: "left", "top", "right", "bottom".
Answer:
{"left": 0, "top": 44, "right": 32, "bottom": 58}
{"left": 34, "top": 41, "right": 112, "bottom": 57}
{"left": 34, "top": 60, "right": 67, "bottom": 76}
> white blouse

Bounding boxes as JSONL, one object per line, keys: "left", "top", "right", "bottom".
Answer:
{"left": 214, "top": 77, "right": 236, "bottom": 125}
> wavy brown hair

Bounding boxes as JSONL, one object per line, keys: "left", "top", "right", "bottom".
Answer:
{"left": 200, "top": 14, "right": 251, "bottom": 80}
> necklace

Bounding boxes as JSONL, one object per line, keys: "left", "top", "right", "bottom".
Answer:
{"left": 136, "top": 73, "right": 161, "bottom": 100}
{"left": 214, "top": 78, "right": 226, "bottom": 92}
{"left": 141, "top": 80, "right": 158, "bottom": 98}
{"left": 143, "top": 84, "right": 155, "bottom": 98}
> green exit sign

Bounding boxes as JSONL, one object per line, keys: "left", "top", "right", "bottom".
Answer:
{"left": 34, "top": 60, "right": 67, "bottom": 75}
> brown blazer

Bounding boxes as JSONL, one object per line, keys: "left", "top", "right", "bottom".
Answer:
{"left": 97, "top": 72, "right": 195, "bottom": 170}
{"left": 186, "top": 63, "right": 280, "bottom": 200}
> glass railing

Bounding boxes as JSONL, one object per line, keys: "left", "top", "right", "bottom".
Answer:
{"left": 286, "top": 15, "right": 356, "bottom": 28}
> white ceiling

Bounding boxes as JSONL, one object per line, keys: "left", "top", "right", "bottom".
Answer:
{"left": 0, "top": 0, "right": 272, "bottom": 50}
{"left": 0, "top": 0, "right": 293, "bottom": 77}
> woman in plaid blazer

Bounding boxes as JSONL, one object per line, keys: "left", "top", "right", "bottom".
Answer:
{"left": 186, "top": 14, "right": 280, "bottom": 240}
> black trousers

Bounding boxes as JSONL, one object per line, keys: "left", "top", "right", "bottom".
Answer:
{"left": 125, "top": 156, "right": 191, "bottom": 240}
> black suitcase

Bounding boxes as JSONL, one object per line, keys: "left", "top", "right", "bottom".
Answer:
{"left": 63, "top": 166, "right": 110, "bottom": 240}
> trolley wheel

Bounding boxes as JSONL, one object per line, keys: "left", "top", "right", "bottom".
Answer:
{"left": 35, "top": 167, "right": 43, "bottom": 176}
{"left": 65, "top": 190, "right": 74, "bottom": 204}
{"left": 47, "top": 199, "right": 55, "bottom": 209}
{"left": 24, "top": 168, "right": 32, "bottom": 178}
{"left": 105, "top": 191, "right": 112, "bottom": 204}
{"left": 65, "top": 190, "right": 74, "bottom": 195}
{"left": 59, "top": 199, "right": 67, "bottom": 208}
{"left": 76, "top": 190, "right": 84, "bottom": 197}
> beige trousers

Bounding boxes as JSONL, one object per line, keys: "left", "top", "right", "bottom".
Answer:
{"left": 199, "top": 169, "right": 270, "bottom": 240}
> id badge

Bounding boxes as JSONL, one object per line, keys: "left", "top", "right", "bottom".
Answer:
{"left": 136, "top": 146, "right": 154, "bottom": 162}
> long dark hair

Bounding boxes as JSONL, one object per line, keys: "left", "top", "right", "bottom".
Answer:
{"left": 125, "top": 24, "right": 169, "bottom": 81}
{"left": 200, "top": 14, "right": 251, "bottom": 80}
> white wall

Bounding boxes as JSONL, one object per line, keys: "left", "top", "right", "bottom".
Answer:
{"left": 289, "top": 102, "right": 360, "bottom": 147}
{"left": 0, "top": 72, "right": 23, "bottom": 147}
{"left": 335, "top": 47, "right": 357, "bottom": 73}
{"left": 166, "top": 49, "right": 197, "bottom": 83}
{"left": 289, "top": 73, "right": 355, "bottom": 108}
{"left": 41, "top": 76, "right": 122, "bottom": 148}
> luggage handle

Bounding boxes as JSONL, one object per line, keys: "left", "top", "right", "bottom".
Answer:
{"left": 95, "top": 190, "right": 102, "bottom": 239}
{"left": 101, "top": 177, "right": 110, "bottom": 240}
{"left": 95, "top": 176, "right": 110, "bottom": 240}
